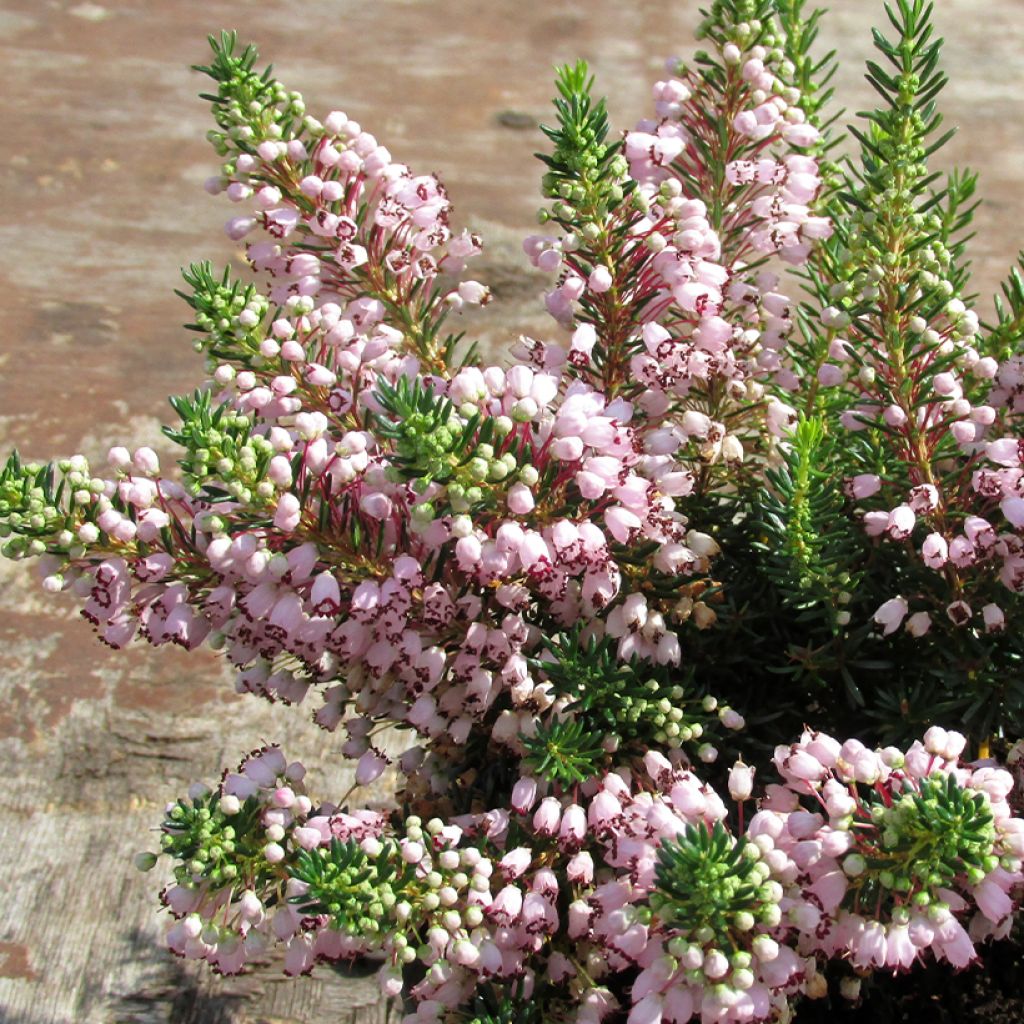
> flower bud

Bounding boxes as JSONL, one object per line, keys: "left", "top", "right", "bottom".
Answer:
{"left": 728, "top": 760, "right": 755, "bottom": 801}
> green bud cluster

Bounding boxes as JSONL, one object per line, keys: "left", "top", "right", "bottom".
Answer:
{"left": 194, "top": 31, "right": 305, "bottom": 156}
{"left": 830, "top": 206, "right": 958, "bottom": 316}
{"left": 159, "top": 789, "right": 269, "bottom": 891}
{"left": 773, "top": 1, "right": 838, "bottom": 137}
{"left": 537, "top": 61, "right": 632, "bottom": 231}
{"left": 698, "top": 0, "right": 779, "bottom": 50}
{"left": 291, "top": 816, "right": 492, "bottom": 959}
{"left": 0, "top": 452, "right": 90, "bottom": 558}
{"left": 375, "top": 376, "right": 525, "bottom": 516}
{"left": 164, "top": 390, "right": 273, "bottom": 502}
{"left": 179, "top": 262, "right": 271, "bottom": 365}
{"left": 290, "top": 837, "right": 413, "bottom": 938}
{"left": 821, "top": 0, "right": 977, "bottom": 354}
{"left": 530, "top": 630, "right": 718, "bottom": 772}
{"left": 844, "top": 773, "right": 997, "bottom": 907}
{"left": 653, "top": 821, "right": 779, "bottom": 949}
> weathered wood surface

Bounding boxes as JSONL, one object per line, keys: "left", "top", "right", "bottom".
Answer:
{"left": 0, "top": 1, "right": 1021, "bottom": 1021}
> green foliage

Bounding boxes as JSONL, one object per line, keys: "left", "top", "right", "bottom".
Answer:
{"left": 375, "top": 376, "right": 488, "bottom": 485}
{"left": 529, "top": 630, "right": 720, "bottom": 765}
{"left": 845, "top": 772, "right": 999, "bottom": 913}
{"left": 0, "top": 451, "right": 110, "bottom": 560}
{"left": 698, "top": 476, "right": 1024, "bottom": 749}
{"left": 865, "top": 633, "right": 1024, "bottom": 745}
{"left": 827, "top": 0, "right": 969, "bottom": 331}
{"left": 672, "top": 486, "right": 876, "bottom": 748}
{"left": 753, "top": 416, "right": 861, "bottom": 618}
{"left": 193, "top": 31, "right": 305, "bottom": 156}
{"left": 465, "top": 981, "right": 543, "bottom": 1024}
{"left": 160, "top": 790, "right": 268, "bottom": 890}
{"left": 988, "top": 251, "right": 1024, "bottom": 363}
{"left": 522, "top": 717, "right": 607, "bottom": 786}
{"left": 653, "top": 821, "right": 777, "bottom": 946}
{"left": 537, "top": 61, "right": 630, "bottom": 223}
{"left": 289, "top": 837, "right": 413, "bottom": 937}
{"left": 164, "top": 389, "right": 273, "bottom": 502}
{"left": 0, "top": 452, "right": 69, "bottom": 557}
{"left": 534, "top": 61, "right": 644, "bottom": 387}
{"left": 177, "top": 262, "right": 271, "bottom": 366}
{"left": 856, "top": 0, "right": 949, "bottom": 173}
{"left": 774, "top": 0, "right": 840, "bottom": 132}
{"left": 697, "top": 0, "right": 777, "bottom": 50}
{"left": 743, "top": 0, "right": 1023, "bottom": 747}
{"left": 374, "top": 376, "right": 527, "bottom": 514}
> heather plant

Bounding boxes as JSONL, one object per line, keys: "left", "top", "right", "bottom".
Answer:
{"left": 3, "top": 0, "right": 1024, "bottom": 1020}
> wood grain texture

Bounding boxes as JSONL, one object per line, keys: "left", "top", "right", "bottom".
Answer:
{"left": 0, "top": 1, "right": 1021, "bottom": 1020}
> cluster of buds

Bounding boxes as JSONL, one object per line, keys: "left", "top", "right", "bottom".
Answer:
{"left": 766, "top": 727, "right": 1023, "bottom": 972}
{"left": 140, "top": 727, "right": 1024, "bottom": 1023}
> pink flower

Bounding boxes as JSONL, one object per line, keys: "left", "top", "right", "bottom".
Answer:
{"left": 908, "top": 484, "right": 939, "bottom": 514}
{"left": 354, "top": 748, "right": 389, "bottom": 786}
{"left": 567, "top": 899, "right": 592, "bottom": 939}
{"left": 681, "top": 410, "right": 711, "bottom": 438}
{"left": 456, "top": 535, "right": 483, "bottom": 572}
{"left": 787, "top": 810, "right": 824, "bottom": 839}
{"left": 558, "top": 804, "right": 586, "bottom": 848}
{"left": 292, "top": 826, "right": 324, "bottom": 851}
{"left": 983, "top": 603, "right": 1006, "bottom": 633}
{"left": 864, "top": 510, "right": 889, "bottom": 536}
{"left": 808, "top": 869, "right": 848, "bottom": 913}
{"left": 507, "top": 483, "right": 535, "bottom": 514}
{"left": 588, "top": 790, "right": 623, "bottom": 832}
{"left": 873, "top": 597, "right": 909, "bottom": 635}
{"left": 921, "top": 532, "right": 948, "bottom": 568}
{"left": 274, "top": 493, "right": 301, "bottom": 531}
{"left": 885, "top": 924, "right": 918, "bottom": 970}
{"left": 359, "top": 491, "right": 392, "bottom": 520}
{"left": 782, "top": 122, "right": 820, "bottom": 147}
{"left": 604, "top": 507, "right": 642, "bottom": 544}
{"left": 589, "top": 266, "right": 613, "bottom": 293}
{"left": 951, "top": 420, "right": 976, "bottom": 445}
{"left": 728, "top": 760, "right": 755, "bottom": 801}
{"left": 886, "top": 504, "right": 916, "bottom": 540}
{"left": 1002, "top": 497, "right": 1024, "bottom": 528}
{"left": 851, "top": 920, "right": 888, "bottom": 968}
{"left": 663, "top": 988, "right": 694, "bottom": 1023}
{"left": 499, "top": 847, "right": 532, "bottom": 880}
{"left": 946, "top": 600, "right": 972, "bottom": 626}
{"left": 533, "top": 797, "right": 562, "bottom": 836}
{"left": 487, "top": 884, "right": 524, "bottom": 925}
{"left": 776, "top": 745, "right": 828, "bottom": 783}
{"left": 933, "top": 916, "right": 977, "bottom": 968}
{"left": 626, "top": 995, "right": 663, "bottom": 1024}
{"left": 988, "top": 438, "right": 1022, "bottom": 466}
{"left": 817, "top": 363, "right": 844, "bottom": 387}
{"left": 905, "top": 611, "right": 932, "bottom": 637}
{"left": 567, "top": 850, "right": 594, "bottom": 884}
{"left": 457, "top": 280, "right": 491, "bottom": 304}
{"left": 973, "top": 876, "right": 1013, "bottom": 924}
{"left": 283, "top": 934, "right": 315, "bottom": 975}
